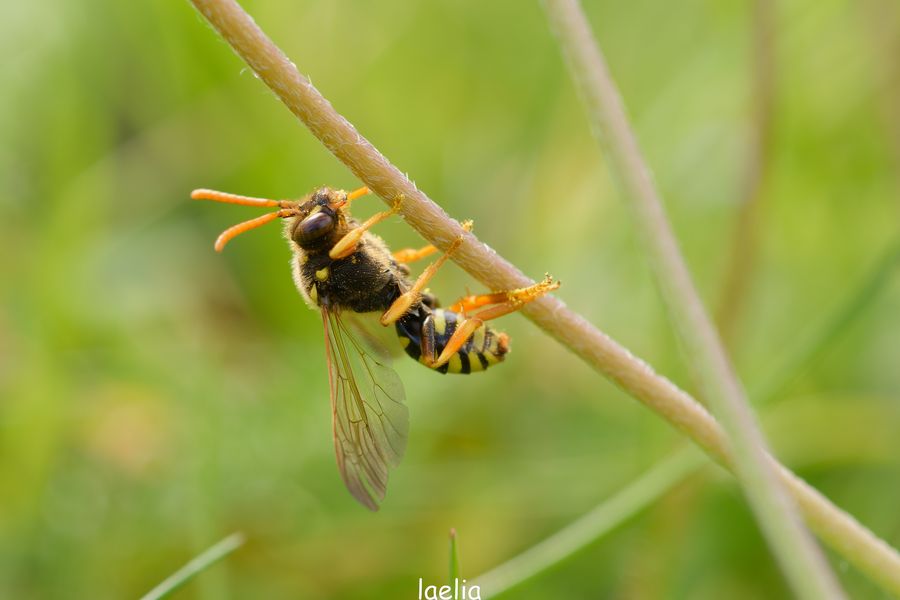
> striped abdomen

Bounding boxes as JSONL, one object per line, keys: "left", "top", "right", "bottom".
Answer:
{"left": 395, "top": 308, "right": 508, "bottom": 374}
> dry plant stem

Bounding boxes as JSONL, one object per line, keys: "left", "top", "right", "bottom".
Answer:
{"left": 715, "top": 0, "right": 776, "bottom": 348}
{"left": 542, "top": 1, "right": 844, "bottom": 598}
{"left": 187, "top": 0, "right": 900, "bottom": 595}
{"left": 476, "top": 240, "right": 900, "bottom": 596}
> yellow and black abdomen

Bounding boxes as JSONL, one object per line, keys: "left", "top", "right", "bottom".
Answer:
{"left": 395, "top": 308, "right": 508, "bottom": 374}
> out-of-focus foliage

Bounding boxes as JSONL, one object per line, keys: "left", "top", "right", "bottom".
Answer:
{"left": 1, "top": 0, "right": 898, "bottom": 598}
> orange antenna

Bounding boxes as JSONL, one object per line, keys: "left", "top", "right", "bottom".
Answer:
{"left": 191, "top": 188, "right": 296, "bottom": 209}
{"left": 346, "top": 186, "right": 371, "bottom": 202}
{"left": 213, "top": 209, "right": 295, "bottom": 252}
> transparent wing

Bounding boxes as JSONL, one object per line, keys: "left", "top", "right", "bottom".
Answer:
{"left": 322, "top": 306, "right": 409, "bottom": 510}
{"left": 342, "top": 312, "right": 404, "bottom": 360}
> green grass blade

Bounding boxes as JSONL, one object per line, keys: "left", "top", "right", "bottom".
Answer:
{"left": 449, "top": 528, "right": 460, "bottom": 585}
{"left": 473, "top": 448, "right": 704, "bottom": 598}
{"left": 140, "top": 532, "right": 246, "bottom": 600}
{"left": 753, "top": 238, "right": 900, "bottom": 406}
{"left": 470, "top": 239, "right": 900, "bottom": 598}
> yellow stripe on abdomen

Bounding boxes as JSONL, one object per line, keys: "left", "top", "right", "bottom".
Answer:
{"left": 471, "top": 324, "right": 486, "bottom": 351}
{"left": 432, "top": 310, "right": 447, "bottom": 336}
{"left": 447, "top": 353, "right": 463, "bottom": 373}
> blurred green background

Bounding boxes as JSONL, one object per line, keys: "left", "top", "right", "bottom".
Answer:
{"left": 2, "top": 0, "right": 899, "bottom": 598}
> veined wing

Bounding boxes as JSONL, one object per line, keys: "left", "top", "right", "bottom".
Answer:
{"left": 322, "top": 305, "right": 409, "bottom": 510}
{"left": 342, "top": 312, "right": 404, "bottom": 360}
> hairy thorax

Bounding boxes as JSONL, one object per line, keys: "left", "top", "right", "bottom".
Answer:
{"left": 291, "top": 229, "right": 409, "bottom": 313}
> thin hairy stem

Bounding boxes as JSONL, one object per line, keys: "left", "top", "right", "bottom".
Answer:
{"left": 473, "top": 239, "right": 900, "bottom": 595}
{"left": 542, "top": 1, "right": 843, "bottom": 597}
{"left": 186, "top": 0, "right": 900, "bottom": 595}
{"left": 716, "top": 0, "right": 777, "bottom": 348}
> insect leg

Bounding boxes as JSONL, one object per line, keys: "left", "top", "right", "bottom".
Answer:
{"left": 392, "top": 244, "right": 438, "bottom": 264}
{"left": 380, "top": 237, "right": 465, "bottom": 326}
{"left": 329, "top": 198, "right": 402, "bottom": 260}
{"left": 449, "top": 274, "right": 559, "bottom": 314}
{"left": 427, "top": 275, "right": 560, "bottom": 368}
{"left": 449, "top": 291, "right": 510, "bottom": 313}
{"left": 392, "top": 222, "right": 472, "bottom": 264}
{"left": 419, "top": 314, "right": 439, "bottom": 367}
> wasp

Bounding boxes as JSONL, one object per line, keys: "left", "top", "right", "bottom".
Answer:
{"left": 191, "top": 185, "right": 559, "bottom": 510}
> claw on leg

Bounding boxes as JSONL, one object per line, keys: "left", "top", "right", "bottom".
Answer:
{"left": 428, "top": 274, "right": 560, "bottom": 369}
{"left": 449, "top": 274, "right": 560, "bottom": 314}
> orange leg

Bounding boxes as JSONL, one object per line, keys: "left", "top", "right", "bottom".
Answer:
{"left": 392, "top": 221, "right": 472, "bottom": 265}
{"left": 449, "top": 275, "right": 559, "bottom": 314}
{"left": 428, "top": 275, "right": 560, "bottom": 368}
{"left": 393, "top": 244, "right": 439, "bottom": 264}
{"left": 329, "top": 198, "right": 402, "bottom": 260}
{"left": 449, "top": 291, "right": 508, "bottom": 313}
{"left": 380, "top": 238, "right": 465, "bottom": 326}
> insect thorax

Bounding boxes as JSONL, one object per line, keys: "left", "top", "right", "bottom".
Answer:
{"left": 292, "top": 239, "right": 406, "bottom": 313}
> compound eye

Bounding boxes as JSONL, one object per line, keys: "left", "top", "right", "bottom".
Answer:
{"left": 295, "top": 211, "right": 334, "bottom": 244}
